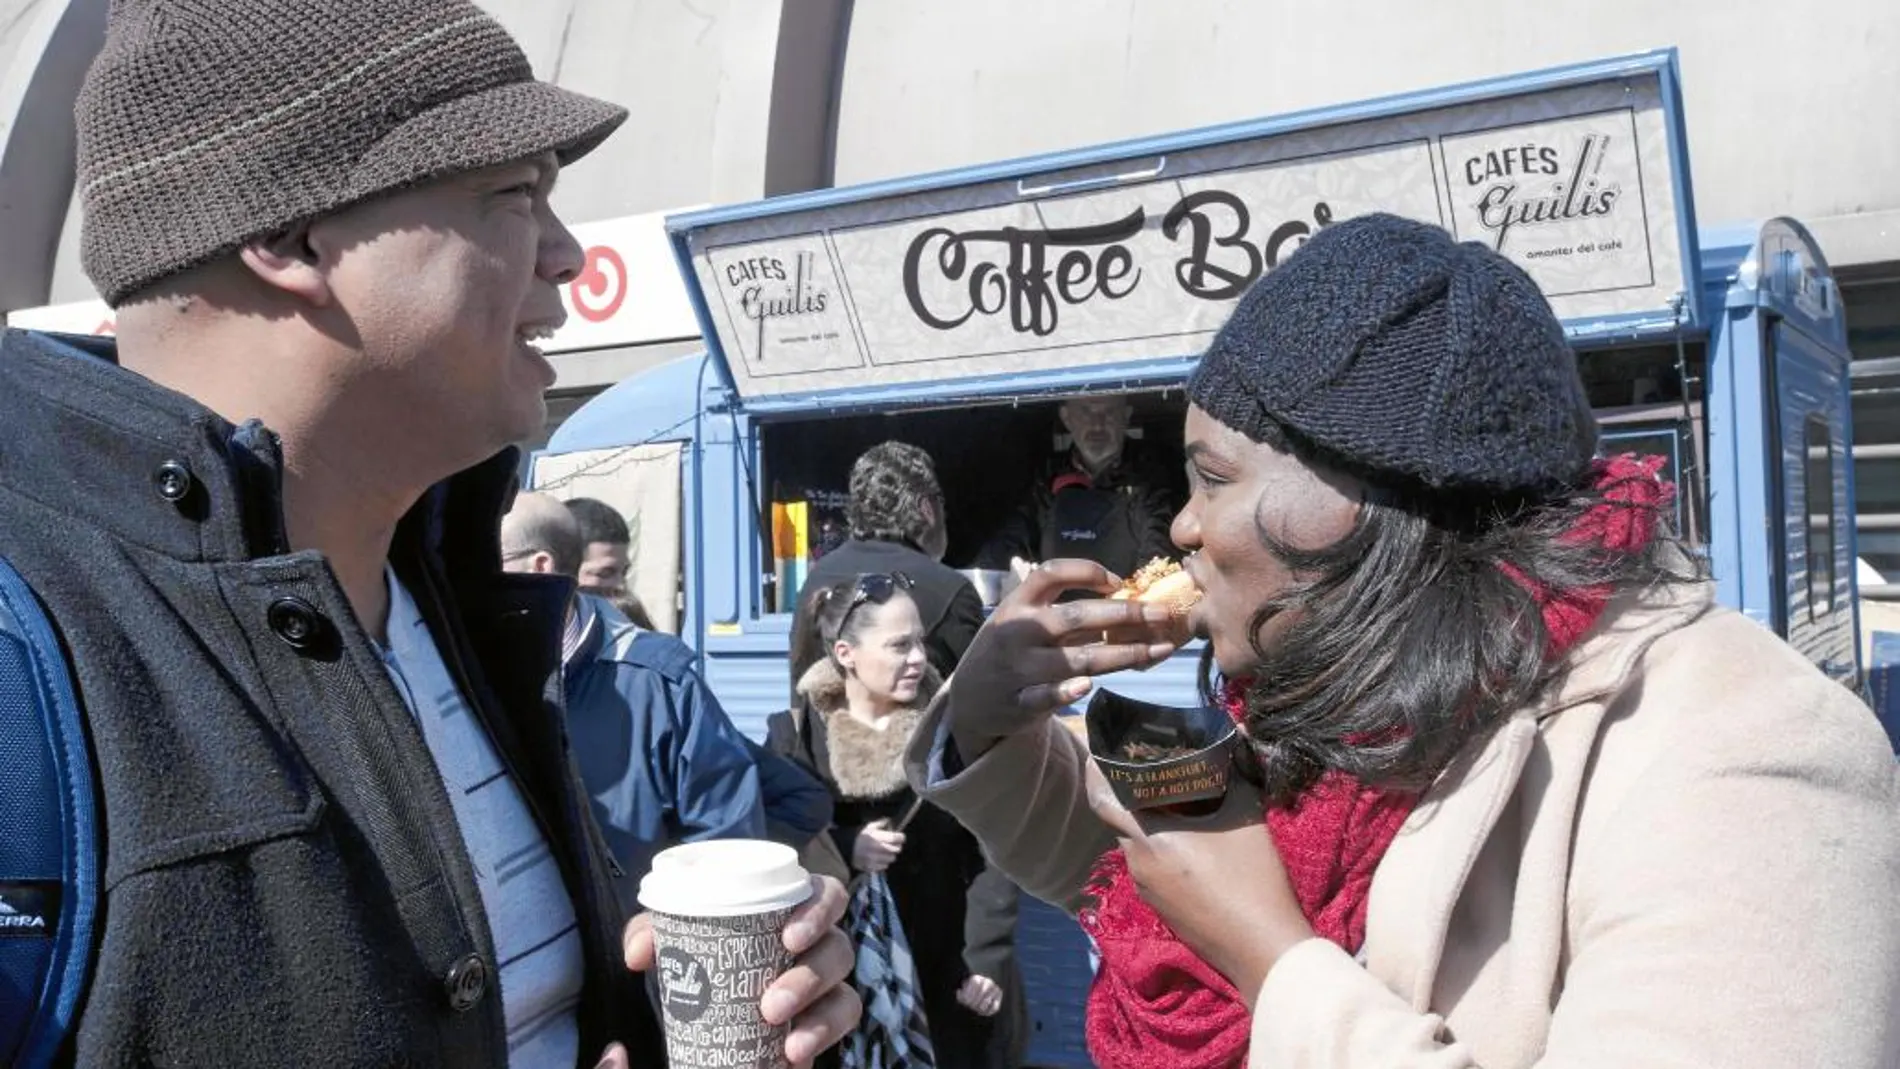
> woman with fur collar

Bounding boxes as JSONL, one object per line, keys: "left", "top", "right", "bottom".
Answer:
{"left": 768, "top": 574, "right": 1026, "bottom": 1068}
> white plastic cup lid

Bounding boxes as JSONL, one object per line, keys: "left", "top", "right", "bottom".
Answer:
{"left": 638, "top": 840, "right": 813, "bottom": 918}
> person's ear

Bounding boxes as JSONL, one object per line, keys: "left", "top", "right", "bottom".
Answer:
{"left": 529, "top": 550, "right": 557, "bottom": 575}
{"left": 834, "top": 640, "right": 855, "bottom": 673}
{"left": 237, "top": 223, "right": 332, "bottom": 307}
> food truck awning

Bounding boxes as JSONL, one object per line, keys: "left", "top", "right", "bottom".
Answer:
{"left": 666, "top": 49, "right": 1703, "bottom": 415}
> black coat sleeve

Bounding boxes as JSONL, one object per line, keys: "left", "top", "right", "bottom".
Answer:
{"left": 974, "top": 500, "right": 1039, "bottom": 570}
{"left": 976, "top": 468, "right": 1057, "bottom": 570}
{"left": 1134, "top": 477, "right": 1182, "bottom": 564}
{"left": 767, "top": 710, "right": 859, "bottom": 881}
{"left": 743, "top": 735, "right": 833, "bottom": 847}
{"left": 961, "top": 865, "right": 1022, "bottom": 983}
{"left": 927, "top": 583, "right": 985, "bottom": 677}
{"left": 763, "top": 710, "right": 803, "bottom": 764}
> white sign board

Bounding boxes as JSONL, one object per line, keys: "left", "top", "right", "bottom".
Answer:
{"left": 552, "top": 208, "right": 706, "bottom": 352}
{"left": 8, "top": 208, "right": 705, "bottom": 353}
{"left": 677, "top": 60, "right": 1694, "bottom": 403}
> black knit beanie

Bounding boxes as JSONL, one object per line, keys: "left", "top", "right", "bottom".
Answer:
{"left": 76, "top": 0, "right": 629, "bottom": 306}
{"left": 1186, "top": 213, "right": 1598, "bottom": 495}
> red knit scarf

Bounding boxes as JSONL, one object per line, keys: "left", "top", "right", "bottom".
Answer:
{"left": 1077, "top": 454, "right": 1672, "bottom": 1069}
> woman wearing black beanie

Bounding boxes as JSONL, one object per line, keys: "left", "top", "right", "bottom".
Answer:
{"left": 903, "top": 213, "right": 1900, "bottom": 1068}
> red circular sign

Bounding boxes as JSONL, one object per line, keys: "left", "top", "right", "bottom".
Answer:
{"left": 569, "top": 245, "right": 627, "bottom": 323}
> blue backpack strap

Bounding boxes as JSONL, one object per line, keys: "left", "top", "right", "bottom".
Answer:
{"left": 0, "top": 555, "right": 99, "bottom": 1068}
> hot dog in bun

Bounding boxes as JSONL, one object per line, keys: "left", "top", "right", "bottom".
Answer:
{"left": 1110, "top": 557, "right": 1201, "bottom": 642}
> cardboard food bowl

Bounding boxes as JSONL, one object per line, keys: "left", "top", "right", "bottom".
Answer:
{"left": 1085, "top": 689, "right": 1237, "bottom": 813}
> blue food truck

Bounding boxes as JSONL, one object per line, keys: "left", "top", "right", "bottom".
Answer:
{"left": 535, "top": 50, "right": 1868, "bottom": 1065}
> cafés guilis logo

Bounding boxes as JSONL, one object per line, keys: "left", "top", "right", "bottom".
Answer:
{"left": 1466, "top": 134, "right": 1622, "bottom": 253}
{"left": 726, "top": 252, "right": 830, "bottom": 325}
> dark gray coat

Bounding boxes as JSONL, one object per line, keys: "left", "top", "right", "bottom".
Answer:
{"left": 0, "top": 330, "right": 662, "bottom": 1067}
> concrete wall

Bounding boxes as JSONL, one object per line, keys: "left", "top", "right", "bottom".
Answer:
{"left": 5, "top": 0, "right": 1898, "bottom": 308}
{"left": 0, "top": 0, "right": 104, "bottom": 309}
{"left": 482, "top": 0, "right": 774, "bottom": 218}
{"left": 832, "top": 0, "right": 1900, "bottom": 264}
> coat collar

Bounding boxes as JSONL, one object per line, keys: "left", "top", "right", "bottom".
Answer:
{"left": 797, "top": 658, "right": 944, "bottom": 799}
{"left": 1, "top": 328, "right": 521, "bottom": 571}
{"left": 1365, "top": 576, "right": 1717, "bottom": 1009}
{"left": 1527, "top": 574, "right": 1715, "bottom": 721}
{"left": 1056, "top": 438, "right": 1160, "bottom": 493}
{"left": 564, "top": 594, "right": 640, "bottom": 677}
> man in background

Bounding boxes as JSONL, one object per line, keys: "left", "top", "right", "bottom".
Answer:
{"left": 566, "top": 496, "right": 632, "bottom": 597}
{"left": 978, "top": 394, "right": 1179, "bottom": 580}
{"left": 503, "top": 492, "right": 830, "bottom": 905}
{"left": 565, "top": 496, "right": 659, "bottom": 629}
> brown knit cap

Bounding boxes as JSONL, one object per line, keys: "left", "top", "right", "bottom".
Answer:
{"left": 76, "top": 0, "right": 629, "bottom": 306}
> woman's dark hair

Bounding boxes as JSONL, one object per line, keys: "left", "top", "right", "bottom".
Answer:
{"left": 1213, "top": 420, "right": 1701, "bottom": 805}
{"left": 788, "top": 576, "right": 910, "bottom": 703}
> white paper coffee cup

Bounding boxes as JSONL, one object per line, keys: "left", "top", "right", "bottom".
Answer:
{"left": 638, "top": 841, "right": 814, "bottom": 1069}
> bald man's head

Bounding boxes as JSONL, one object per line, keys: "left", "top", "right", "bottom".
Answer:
{"left": 500, "top": 491, "right": 585, "bottom": 578}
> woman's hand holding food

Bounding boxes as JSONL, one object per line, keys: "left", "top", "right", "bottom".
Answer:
{"left": 946, "top": 559, "right": 1183, "bottom": 763}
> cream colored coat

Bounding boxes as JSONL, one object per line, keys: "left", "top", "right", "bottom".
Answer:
{"left": 904, "top": 582, "right": 1900, "bottom": 1067}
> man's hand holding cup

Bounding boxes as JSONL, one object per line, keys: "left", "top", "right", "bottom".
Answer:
{"left": 604, "top": 842, "right": 861, "bottom": 1069}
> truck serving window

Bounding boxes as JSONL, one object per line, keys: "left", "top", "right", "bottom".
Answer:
{"left": 757, "top": 392, "right": 1189, "bottom": 612}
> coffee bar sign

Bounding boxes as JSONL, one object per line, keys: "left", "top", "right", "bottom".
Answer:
{"left": 674, "top": 56, "right": 1695, "bottom": 402}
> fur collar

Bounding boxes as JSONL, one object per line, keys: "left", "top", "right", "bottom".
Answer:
{"left": 796, "top": 658, "right": 941, "bottom": 800}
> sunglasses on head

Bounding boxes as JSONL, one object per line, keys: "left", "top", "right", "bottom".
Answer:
{"left": 828, "top": 572, "right": 914, "bottom": 636}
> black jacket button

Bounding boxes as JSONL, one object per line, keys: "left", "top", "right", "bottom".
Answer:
{"left": 152, "top": 460, "right": 194, "bottom": 502}
{"left": 445, "top": 954, "right": 488, "bottom": 1013}
{"left": 266, "top": 597, "right": 324, "bottom": 650}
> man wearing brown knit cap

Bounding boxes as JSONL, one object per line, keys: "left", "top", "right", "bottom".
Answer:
{"left": 0, "top": 1, "right": 857, "bottom": 1066}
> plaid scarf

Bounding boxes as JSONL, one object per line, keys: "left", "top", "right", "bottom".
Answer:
{"left": 842, "top": 873, "right": 936, "bottom": 1069}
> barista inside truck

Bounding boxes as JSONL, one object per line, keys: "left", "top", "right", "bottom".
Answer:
{"left": 976, "top": 395, "right": 1180, "bottom": 579}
